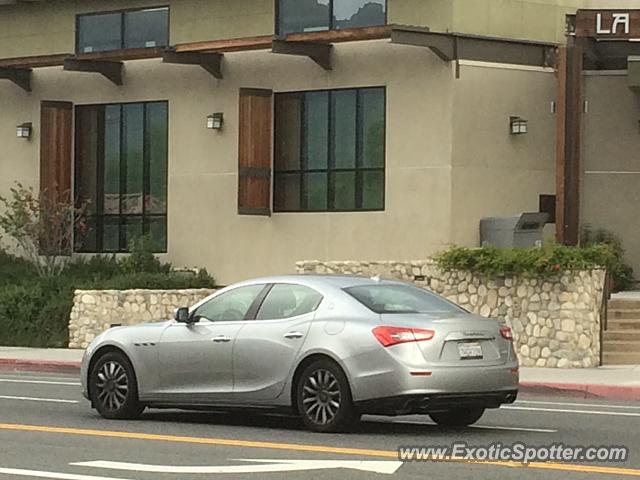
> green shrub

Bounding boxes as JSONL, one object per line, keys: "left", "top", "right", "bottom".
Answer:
{"left": 0, "top": 250, "right": 37, "bottom": 286}
{"left": 92, "top": 270, "right": 215, "bottom": 290}
{"left": 0, "top": 280, "right": 72, "bottom": 348}
{"left": 434, "top": 243, "right": 615, "bottom": 278}
{"left": 0, "top": 236, "right": 216, "bottom": 347}
{"left": 119, "top": 235, "right": 170, "bottom": 275}
{"left": 580, "top": 225, "right": 634, "bottom": 291}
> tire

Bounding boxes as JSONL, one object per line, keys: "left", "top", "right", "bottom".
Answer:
{"left": 296, "top": 359, "right": 359, "bottom": 433}
{"left": 89, "top": 351, "right": 144, "bottom": 420}
{"left": 428, "top": 408, "right": 485, "bottom": 427}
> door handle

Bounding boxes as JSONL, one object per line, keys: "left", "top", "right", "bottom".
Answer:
{"left": 212, "top": 335, "right": 231, "bottom": 343}
{"left": 284, "top": 331, "right": 304, "bottom": 339}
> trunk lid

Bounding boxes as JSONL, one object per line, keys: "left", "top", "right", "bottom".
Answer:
{"left": 379, "top": 313, "right": 511, "bottom": 367}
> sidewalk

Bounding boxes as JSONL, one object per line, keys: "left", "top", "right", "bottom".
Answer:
{"left": 1, "top": 347, "right": 639, "bottom": 401}
{"left": 0, "top": 347, "right": 83, "bottom": 374}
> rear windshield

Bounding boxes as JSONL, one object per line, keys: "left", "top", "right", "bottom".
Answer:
{"left": 344, "top": 284, "right": 466, "bottom": 315}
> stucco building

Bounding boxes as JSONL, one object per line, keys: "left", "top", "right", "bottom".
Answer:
{"left": 0, "top": 0, "right": 638, "bottom": 285}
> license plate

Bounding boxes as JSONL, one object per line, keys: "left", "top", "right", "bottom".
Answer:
{"left": 458, "top": 341, "right": 483, "bottom": 359}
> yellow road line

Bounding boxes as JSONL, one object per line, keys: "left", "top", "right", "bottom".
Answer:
{"left": 0, "top": 423, "right": 639, "bottom": 477}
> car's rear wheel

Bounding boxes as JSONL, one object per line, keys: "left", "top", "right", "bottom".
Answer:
{"left": 428, "top": 408, "right": 485, "bottom": 427}
{"left": 296, "top": 359, "right": 359, "bottom": 433}
{"left": 89, "top": 351, "right": 144, "bottom": 420}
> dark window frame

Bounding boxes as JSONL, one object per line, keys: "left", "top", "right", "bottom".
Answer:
{"left": 275, "top": 0, "right": 388, "bottom": 36}
{"left": 74, "top": 100, "right": 169, "bottom": 254}
{"left": 75, "top": 5, "right": 170, "bottom": 54}
{"left": 273, "top": 86, "right": 386, "bottom": 213}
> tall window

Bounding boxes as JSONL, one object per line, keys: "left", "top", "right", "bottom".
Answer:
{"left": 75, "top": 102, "right": 168, "bottom": 253}
{"left": 274, "top": 87, "right": 385, "bottom": 212}
{"left": 277, "top": 0, "right": 386, "bottom": 35}
{"left": 76, "top": 7, "right": 169, "bottom": 54}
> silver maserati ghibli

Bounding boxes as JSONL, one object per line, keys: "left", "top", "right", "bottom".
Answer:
{"left": 81, "top": 275, "right": 519, "bottom": 432}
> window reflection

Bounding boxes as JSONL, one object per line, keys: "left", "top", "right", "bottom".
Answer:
{"left": 278, "top": 0, "right": 385, "bottom": 35}
{"left": 333, "top": 0, "right": 386, "bottom": 30}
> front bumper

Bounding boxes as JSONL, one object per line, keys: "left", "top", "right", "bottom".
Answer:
{"left": 355, "top": 389, "right": 518, "bottom": 415}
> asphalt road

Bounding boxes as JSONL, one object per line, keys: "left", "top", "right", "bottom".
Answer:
{"left": 0, "top": 371, "right": 638, "bottom": 480}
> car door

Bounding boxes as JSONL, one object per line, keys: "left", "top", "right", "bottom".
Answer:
{"left": 155, "top": 284, "right": 268, "bottom": 404}
{"left": 233, "top": 283, "right": 323, "bottom": 402}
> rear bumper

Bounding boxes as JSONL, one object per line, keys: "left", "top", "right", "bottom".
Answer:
{"left": 355, "top": 389, "right": 518, "bottom": 415}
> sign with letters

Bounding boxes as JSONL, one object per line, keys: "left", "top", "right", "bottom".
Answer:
{"left": 575, "top": 10, "right": 640, "bottom": 38}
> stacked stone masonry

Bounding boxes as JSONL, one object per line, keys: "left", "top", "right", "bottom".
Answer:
{"left": 297, "top": 261, "right": 606, "bottom": 368}
{"left": 69, "top": 289, "right": 216, "bottom": 349}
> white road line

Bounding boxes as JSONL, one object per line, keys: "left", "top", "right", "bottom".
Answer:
{"left": 0, "top": 467, "right": 131, "bottom": 480}
{"left": 389, "top": 419, "right": 556, "bottom": 433}
{"left": 503, "top": 405, "right": 640, "bottom": 417}
{"left": 72, "top": 459, "right": 404, "bottom": 475}
{"left": 0, "top": 378, "right": 80, "bottom": 386}
{"left": 516, "top": 400, "right": 640, "bottom": 410}
{"left": 0, "top": 395, "right": 78, "bottom": 404}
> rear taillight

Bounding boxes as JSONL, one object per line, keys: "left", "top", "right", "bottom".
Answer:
{"left": 372, "top": 326, "right": 435, "bottom": 347}
{"left": 500, "top": 326, "right": 513, "bottom": 341}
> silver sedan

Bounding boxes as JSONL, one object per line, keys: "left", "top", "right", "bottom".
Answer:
{"left": 81, "top": 275, "right": 519, "bottom": 432}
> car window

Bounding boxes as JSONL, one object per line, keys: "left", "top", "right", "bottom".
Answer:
{"left": 255, "top": 284, "right": 323, "bottom": 320}
{"left": 344, "top": 284, "right": 465, "bottom": 315}
{"left": 193, "top": 284, "right": 266, "bottom": 322}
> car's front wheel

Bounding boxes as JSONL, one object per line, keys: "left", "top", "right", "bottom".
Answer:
{"left": 89, "top": 351, "right": 144, "bottom": 420}
{"left": 296, "top": 359, "right": 359, "bottom": 433}
{"left": 428, "top": 408, "right": 485, "bottom": 427}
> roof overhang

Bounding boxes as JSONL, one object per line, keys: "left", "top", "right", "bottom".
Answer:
{"left": 0, "top": 24, "right": 559, "bottom": 90}
{"left": 390, "top": 26, "right": 557, "bottom": 68}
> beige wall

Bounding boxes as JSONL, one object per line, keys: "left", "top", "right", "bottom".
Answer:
{"left": 582, "top": 73, "right": 640, "bottom": 279}
{"left": 451, "top": 0, "right": 585, "bottom": 43}
{"left": 0, "top": 40, "right": 457, "bottom": 284}
{"left": 0, "top": 0, "right": 274, "bottom": 59}
{"left": 450, "top": 63, "right": 557, "bottom": 246}
{"left": 0, "top": 0, "right": 601, "bottom": 61}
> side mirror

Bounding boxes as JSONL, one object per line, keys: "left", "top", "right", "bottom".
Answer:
{"left": 175, "top": 307, "right": 191, "bottom": 323}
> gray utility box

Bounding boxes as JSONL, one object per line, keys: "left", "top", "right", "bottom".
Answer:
{"left": 480, "top": 213, "right": 549, "bottom": 248}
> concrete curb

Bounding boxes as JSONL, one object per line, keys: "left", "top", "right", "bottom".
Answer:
{"left": 519, "top": 381, "right": 640, "bottom": 401}
{"left": 0, "top": 358, "right": 81, "bottom": 375}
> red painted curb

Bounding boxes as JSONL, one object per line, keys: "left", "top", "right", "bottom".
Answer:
{"left": 519, "top": 381, "right": 640, "bottom": 401}
{"left": 0, "top": 358, "right": 81, "bottom": 375}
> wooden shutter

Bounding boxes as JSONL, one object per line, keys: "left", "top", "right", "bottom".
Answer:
{"left": 40, "top": 101, "right": 73, "bottom": 204}
{"left": 238, "top": 88, "right": 273, "bottom": 216}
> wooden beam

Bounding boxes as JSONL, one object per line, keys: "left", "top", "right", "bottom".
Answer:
{"left": 555, "top": 47, "right": 567, "bottom": 245}
{"left": 391, "top": 27, "right": 557, "bottom": 67}
{"left": 175, "top": 35, "right": 274, "bottom": 54}
{"left": 272, "top": 39, "right": 332, "bottom": 70}
{"left": 63, "top": 58, "right": 123, "bottom": 86}
{"left": 391, "top": 28, "right": 453, "bottom": 61}
{"left": 0, "top": 53, "right": 69, "bottom": 69}
{"left": 0, "top": 67, "right": 31, "bottom": 92}
{"left": 174, "top": 26, "right": 391, "bottom": 54}
{"left": 287, "top": 25, "right": 391, "bottom": 44}
{"left": 162, "top": 50, "right": 223, "bottom": 79}
{"left": 556, "top": 38, "right": 583, "bottom": 245}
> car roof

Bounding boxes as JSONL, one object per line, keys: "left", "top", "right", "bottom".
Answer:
{"left": 235, "top": 274, "right": 407, "bottom": 290}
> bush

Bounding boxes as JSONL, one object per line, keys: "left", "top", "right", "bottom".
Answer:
{"left": 118, "top": 235, "right": 170, "bottom": 275}
{"left": 434, "top": 243, "right": 615, "bottom": 278}
{"left": 0, "top": 236, "right": 216, "bottom": 348}
{"left": 580, "top": 225, "right": 634, "bottom": 291}
{"left": 0, "top": 280, "right": 72, "bottom": 348}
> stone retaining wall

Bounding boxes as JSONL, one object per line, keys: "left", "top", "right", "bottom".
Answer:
{"left": 69, "top": 289, "right": 216, "bottom": 349}
{"left": 297, "top": 261, "right": 606, "bottom": 368}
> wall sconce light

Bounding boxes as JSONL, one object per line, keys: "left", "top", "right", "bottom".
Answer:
{"left": 16, "top": 122, "right": 32, "bottom": 139}
{"left": 207, "top": 113, "right": 224, "bottom": 130}
{"left": 509, "top": 116, "right": 528, "bottom": 135}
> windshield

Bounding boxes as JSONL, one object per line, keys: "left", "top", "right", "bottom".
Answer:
{"left": 344, "top": 284, "right": 466, "bottom": 315}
